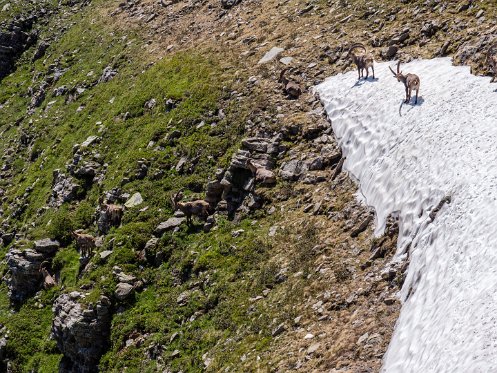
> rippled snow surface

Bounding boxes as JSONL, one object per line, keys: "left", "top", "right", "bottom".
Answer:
{"left": 316, "top": 58, "right": 497, "bottom": 373}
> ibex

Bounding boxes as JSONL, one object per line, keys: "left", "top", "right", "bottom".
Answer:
{"left": 389, "top": 61, "right": 420, "bottom": 104}
{"left": 348, "top": 43, "right": 375, "bottom": 80}
{"left": 246, "top": 159, "right": 276, "bottom": 186}
{"left": 71, "top": 230, "right": 96, "bottom": 258}
{"left": 171, "top": 191, "right": 210, "bottom": 226}
{"left": 97, "top": 202, "right": 124, "bottom": 234}
{"left": 278, "top": 69, "right": 302, "bottom": 99}
{"left": 488, "top": 49, "right": 497, "bottom": 83}
{"left": 40, "top": 261, "right": 56, "bottom": 289}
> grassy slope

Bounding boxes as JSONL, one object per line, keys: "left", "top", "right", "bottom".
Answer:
{"left": 3, "top": 0, "right": 494, "bottom": 371}
{"left": 0, "top": 1, "right": 298, "bottom": 372}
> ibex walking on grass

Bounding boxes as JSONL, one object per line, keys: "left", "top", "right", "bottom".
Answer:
{"left": 348, "top": 43, "right": 375, "bottom": 80}
{"left": 389, "top": 61, "right": 420, "bottom": 104}
{"left": 71, "top": 230, "right": 96, "bottom": 258}
{"left": 487, "top": 48, "right": 497, "bottom": 83}
{"left": 171, "top": 191, "right": 210, "bottom": 226}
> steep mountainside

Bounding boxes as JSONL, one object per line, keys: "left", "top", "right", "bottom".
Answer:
{"left": 0, "top": 0, "right": 495, "bottom": 372}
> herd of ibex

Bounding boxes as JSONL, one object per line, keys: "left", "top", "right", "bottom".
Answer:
{"left": 165, "top": 44, "right": 497, "bottom": 226}
{"left": 348, "top": 42, "right": 497, "bottom": 104}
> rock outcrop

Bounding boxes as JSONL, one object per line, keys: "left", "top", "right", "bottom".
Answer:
{"left": 49, "top": 169, "right": 80, "bottom": 207}
{"left": 6, "top": 239, "right": 60, "bottom": 303}
{"left": 52, "top": 292, "right": 112, "bottom": 373}
{"left": 6, "top": 249, "right": 45, "bottom": 304}
{"left": 0, "top": 15, "right": 37, "bottom": 80}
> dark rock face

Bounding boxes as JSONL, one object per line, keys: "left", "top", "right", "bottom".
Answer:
{"left": 221, "top": 0, "right": 241, "bottom": 9}
{"left": 0, "top": 16, "right": 38, "bottom": 80}
{"left": 52, "top": 292, "right": 112, "bottom": 373}
{"left": 6, "top": 239, "right": 60, "bottom": 304}
{"left": 6, "top": 249, "right": 45, "bottom": 304}
{"left": 216, "top": 135, "right": 282, "bottom": 217}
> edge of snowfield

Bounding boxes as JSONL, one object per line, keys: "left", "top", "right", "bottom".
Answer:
{"left": 315, "top": 58, "right": 497, "bottom": 373}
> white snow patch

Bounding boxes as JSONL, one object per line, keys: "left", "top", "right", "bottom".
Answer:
{"left": 315, "top": 58, "right": 497, "bottom": 373}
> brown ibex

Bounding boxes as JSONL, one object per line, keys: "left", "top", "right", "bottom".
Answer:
{"left": 171, "top": 191, "right": 210, "bottom": 226}
{"left": 278, "top": 69, "right": 302, "bottom": 99}
{"left": 97, "top": 202, "right": 124, "bottom": 234}
{"left": 246, "top": 159, "right": 276, "bottom": 186}
{"left": 389, "top": 61, "right": 420, "bottom": 104}
{"left": 40, "top": 261, "right": 56, "bottom": 289}
{"left": 348, "top": 43, "right": 375, "bottom": 80}
{"left": 488, "top": 48, "right": 497, "bottom": 83}
{"left": 71, "top": 230, "right": 96, "bottom": 258}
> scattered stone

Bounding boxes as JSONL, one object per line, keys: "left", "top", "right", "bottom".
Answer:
{"left": 357, "top": 332, "right": 369, "bottom": 344}
{"left": 350, "top": 215, "right": 373, "bottom": 237}
{"left": 99, "top": 250, "right": 113, "bottom": 260}
{"left": 34, "top": 238, "right": 60, "bottom": 254}
{"left": 383, "top": 45, "right": 398, "bottom": 59}
{"left": 32, "top": 40, "right": 49, "bottom": 61}
{"left": 221, "top": 0, "right": 241, "bottom": 9}
{"left": 115, "top": 282, "right": 134, "bottom": 300}
{"left": 231, "top": 229, "right": 244, "bottom": 237}
{"left": 307, "top": 343, "right": 320, "bottom": 354}
{"left": 81, "top": 135, "right": 99, "bottom": 148}
{"left": 280, "top": 57, "right": 294, "bottom": 65}
{"left": 155, "top": 217, "right": 186, "bottom": 236}
{"left": 258, "top": 47, "right": 284, "bottom": 64}
{"left": 124, "top": 192, "right": 143, "bottom": 208}
{"left": 98, "top": 66, "right": 117, "bottom": 83}
{"left": 280, "top": 159, "right": 306, "bottom": 181}
{"left": 272, "top": 323, "right": 286, "bottom": 337}
{"left": 177, "top": 291, "right": 190, "bottom": 306}
{"left": 384, "top": 297, "right": 396, "bottom": 305}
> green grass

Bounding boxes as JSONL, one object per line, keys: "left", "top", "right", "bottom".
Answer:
{"left": 0, "top": 0, "right": 281, "bottom": 371}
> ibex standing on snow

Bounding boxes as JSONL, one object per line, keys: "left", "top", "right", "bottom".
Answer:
{"left": 171, "top": 191, "right": 210, "bottom": 226}
{"left": 389, "top": 61, "right": 420, "bottom": 104}
{"left": 71, "top": 230, "right": 97, "bottom": 258}
{"left": 40, "top": 261, "right": 56, "bottom": 289}
{"left": 348, "top": 43, "right": 375, "bottom": 80}
{"left": 487, "top": 48, "right": 497, "bottom": 83}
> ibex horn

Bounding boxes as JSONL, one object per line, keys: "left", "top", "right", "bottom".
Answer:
{"left": 347, "top": 43, "right": 367, "bottom": 55}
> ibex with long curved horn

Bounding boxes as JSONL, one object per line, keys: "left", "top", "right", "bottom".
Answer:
{"left": 171, "top": 190, "right": 210, "bottom": 226}
{"left": 389, "top": 61, "right": 420, "bottom": 104}
{"left": 347, "top": 43, "right": 375, "bottom": 80}
{"left": 487, "top": 48, "right": 497, "bottom": 83}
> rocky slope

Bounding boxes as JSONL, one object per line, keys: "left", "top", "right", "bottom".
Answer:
{"left": 0, "top": 0, "right": 495, "bottom": 371}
